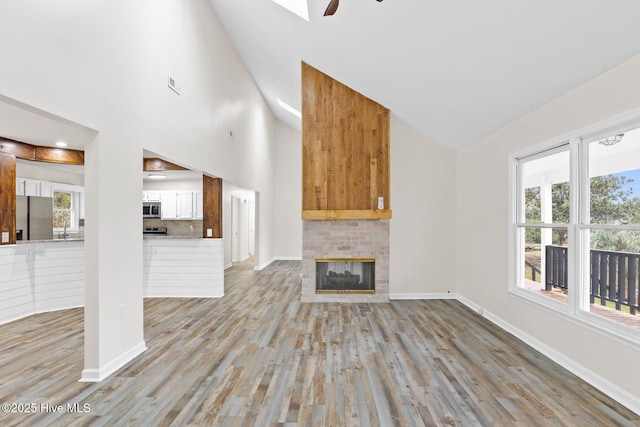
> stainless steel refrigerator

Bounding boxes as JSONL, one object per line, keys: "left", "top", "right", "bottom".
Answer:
{"left": 16, "top": 195, "right": 54, "bottom": 241}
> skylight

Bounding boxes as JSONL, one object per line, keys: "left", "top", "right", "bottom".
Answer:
{"left": 277, "top": 98, "right": 302, "bottom": 119}
{"left": 271, "top": 0, "right": 309, "bottom": 21}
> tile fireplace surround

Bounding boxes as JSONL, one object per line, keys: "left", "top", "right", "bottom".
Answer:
{"left": 302, "top": 219, "right": 389, "bottom": 303}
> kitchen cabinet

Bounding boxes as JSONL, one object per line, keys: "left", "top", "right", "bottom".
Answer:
{"left": 155, "top": 191, "right": 203, "bottom": 220}
{"left": 143, "top": 191, "right": 162, "bottom": 202}
{"left": 24, "top": 179, "right": 39, "bottom": 196}
{"left": 40, "top": 182, "right": 54, "bottom": 198}
{"left": 16, "top": 178, "right": 25, "bottom": 196}
{"left": 160, "top": 192, "right": 178, "bottom": 219}
{"left": 194, "top": 192, "right": 203, "bottom": 219}
{"left": 177, "top": 192, "right": 193, "bottom": 219}
{"left": 17, "top": 179, "right": 54, "bottom": 197}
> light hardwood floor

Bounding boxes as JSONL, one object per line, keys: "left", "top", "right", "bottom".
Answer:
{"left": 0, "top": 260, "right": 638, "bottom": 426}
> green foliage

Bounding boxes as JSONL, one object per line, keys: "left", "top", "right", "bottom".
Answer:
{"left": 524, "top": 187, "right": 541, "bottom": 243}
{"left": 525, "top": 173, "right": 640, "bottom": 247}
{"left": 591, "top": 229, "right": 640, "bottom": 253}
{"left": 54, "top": 191, "right": 71, "bottom": 210}
{"left": 590, "top": 175, "right": 636, "bottom": 224}
{"left": 53, "top": 191, "right": 72, "bottom": 228}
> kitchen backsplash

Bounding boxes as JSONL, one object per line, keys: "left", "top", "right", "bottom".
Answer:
{"left": 143, "top": 219, "right": 203, "bottom": 237}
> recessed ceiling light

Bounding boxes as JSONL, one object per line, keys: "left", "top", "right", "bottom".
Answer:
{"left": 271, "top": 0, "right": 309, "bottom": 20}
{"left": 148, "top": 174, "right": 166, "bottom": 180}
{"left": 277, "top": 98, "right": 302, "bottom": 119}
{"left": 55, "top": 141, "right": 68, "bottom": 147}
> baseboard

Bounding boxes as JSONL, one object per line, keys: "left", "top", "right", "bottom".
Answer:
{"left": 389, "top": 292, "right": 457, "bottom": 300}
{"left": 80, "top": 341, "right": 147, "bottom": 383}
{"left": 224, "top": 263, "right": 233, "bottom": 270}
{"left": 455, "top": 296, "right": 640, "bottom": 416}
{"left": 254, "top": 257, "right": 276, "bottom": 271}
{"left": 275, "top": 256, "right": 302, "bottom": 261}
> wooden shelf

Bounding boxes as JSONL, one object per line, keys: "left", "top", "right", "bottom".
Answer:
{"left": 302, "top": 210, "right": 392, "bottom": 220}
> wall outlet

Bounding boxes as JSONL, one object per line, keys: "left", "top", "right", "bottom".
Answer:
{"left": 1, "top": 232, "right": 8, "bottom": 243}
{"left": 377, "top": 197, "right": 384, "bottom": 210}
{"left": 207, "top": 228, "right": 213, "bottom": 237}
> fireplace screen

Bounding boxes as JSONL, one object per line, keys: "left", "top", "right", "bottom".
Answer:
{"left": 316, "top": 258, "right": 375, "bottom": 293}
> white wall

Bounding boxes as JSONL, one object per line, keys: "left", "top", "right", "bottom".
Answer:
{"left": 143, "top": 178, "right": 202, "bottom": 192}
{"left": 0, "top": 0, "right": 277, "bottom": 380}
{"left": 389, "top": 116, "right": 458, "bottom": 296}
{"left": 457, "top": 53, "right": 640, "bottom": 408}
{"left": 16, "top": 161, "right": 84, "bottom": 186}
{"left": 273, "top": 120, "right": 302, "bottom": 259}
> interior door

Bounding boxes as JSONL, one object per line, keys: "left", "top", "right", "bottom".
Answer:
{"left": 248, "top": 200, "right": 255, "bottom": 255}
{"left": 231, "top": 196, "right": 241, "bottom": 262}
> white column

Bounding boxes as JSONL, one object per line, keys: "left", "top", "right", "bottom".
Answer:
{"left": 81, "top": 131, "right": 146, "bottom": 382}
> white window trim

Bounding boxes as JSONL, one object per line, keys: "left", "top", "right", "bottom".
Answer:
{"left": 508, "top": 107, "right": 640, "bottom": 350}
{"left": 52, "top": 183, "right": 83, "bottom": 232}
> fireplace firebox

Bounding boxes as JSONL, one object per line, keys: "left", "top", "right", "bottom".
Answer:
{"left": 316, "top": 258, "right": 375, "bottom": 294}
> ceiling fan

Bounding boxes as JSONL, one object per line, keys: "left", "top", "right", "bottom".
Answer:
{"left": 324, "top": 0, "right": 383, "bottom": 16}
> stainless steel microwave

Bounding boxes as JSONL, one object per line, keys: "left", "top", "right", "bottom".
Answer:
{"left": 143, "top": 202, "right": 161, "bottom": 218}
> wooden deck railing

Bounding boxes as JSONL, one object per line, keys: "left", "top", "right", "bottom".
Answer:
{"left": 546, "top": 245, "right": 639, "bottom": 315}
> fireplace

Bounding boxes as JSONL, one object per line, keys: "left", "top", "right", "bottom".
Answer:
{"left": 316, "top": 258, "right": 375, "bottom": 293}
{"left": 302, "top": 219, "right": 389, "bottom": 303}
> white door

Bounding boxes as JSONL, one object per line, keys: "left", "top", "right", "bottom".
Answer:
{"left": 239, "top": 198, "right": 249, "bottom": 261}
{"left": 231, "top": 196, "right": 241, "bottom": 262}
{"left": 248, "top": 200, "right": 255, "bottom": 256}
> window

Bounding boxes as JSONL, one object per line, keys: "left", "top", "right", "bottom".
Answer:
{"left": 53, "top": 190, "right": 73, "bottom": 230}
{"left": 512, "top": 117, "right": 640, "bottom": 338}
{"left": 515, "top": 146, "right": 571, "bottom": 306}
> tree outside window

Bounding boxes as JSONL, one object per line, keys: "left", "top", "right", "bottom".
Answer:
{"left": 53, "top": 191, "right": 72, "bottom": 229}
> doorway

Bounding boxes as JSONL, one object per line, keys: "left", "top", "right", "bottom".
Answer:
{"left": 231, "top": 191, "right": 255, "bottom": 263}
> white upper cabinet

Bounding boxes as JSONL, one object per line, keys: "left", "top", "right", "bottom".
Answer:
{"left": 177, "top": 192, "right": 194, "bottom": 219}
{"left": 160, "top": 192, "right": 178, "bottom": 219}
{"left": 143, "top": 191, "right": 162, "bottom": 202}
{"left": 16, "top": 178, "right": 25, "bottom": 196}
{"left": 39, "top": 182, "right": 55, "bottom": 198}
{"left": 24, "top": 179, "right": 39, "bottom": 196}
{"left": 194, "top": 192, "right": 203, "bottom": 220}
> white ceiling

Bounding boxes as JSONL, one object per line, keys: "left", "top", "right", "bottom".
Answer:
{"left": 208, "top": 0, "right": 640, "bottom": 150}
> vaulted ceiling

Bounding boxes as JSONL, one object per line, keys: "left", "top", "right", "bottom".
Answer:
{"left": 208, "top": 0, "right": 640, "bottom": 150}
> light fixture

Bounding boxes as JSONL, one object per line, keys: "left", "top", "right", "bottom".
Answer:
{"left": 148, "top": 174, "right": 166, "bottom": 180}
{"left": 55, "top": 141, "right": 68, "bottom": 148}
{"left": 598, "top": 134, "right": 624, "bottom": 146}
{"left": 277, "top": 98, "right": 302, "bottom": 119}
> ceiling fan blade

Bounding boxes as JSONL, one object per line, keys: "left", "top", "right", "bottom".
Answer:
{"left": 324, "top": 0, "right": 339, "bottom": 16}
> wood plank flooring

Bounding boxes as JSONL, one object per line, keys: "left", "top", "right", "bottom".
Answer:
{"left": 0, "top": 260, "right": 638, "bottom": 426}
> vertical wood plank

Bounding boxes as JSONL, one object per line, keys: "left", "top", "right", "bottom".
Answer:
{"left": 203, "top": 176, "right": 222, "bottom": 238}
{"left": 0, "top": 152, "right": 17, "bottom": 245}
{"left": 301, "top": 62, "right": 390, "bottom": 212}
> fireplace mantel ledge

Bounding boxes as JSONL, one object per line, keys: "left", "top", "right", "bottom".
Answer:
{"left": 302, "top": 209, "right": 392, "bottom": 220}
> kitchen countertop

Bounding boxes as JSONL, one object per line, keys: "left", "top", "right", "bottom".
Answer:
{"left": 16, "top": 238, "right": 84, "bottom": 244}
{"left": 13, "top": 236, "right": 205, "bottom": 244}
{"left": 143, "top": 235, "right": 203, "bottom": 239}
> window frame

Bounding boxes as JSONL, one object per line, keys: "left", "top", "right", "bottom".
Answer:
{"left": 51, "top": 183, "right": 83, "bottom": 232}
{"left": 509, "top": 108, "right": 640, "bottom": 348}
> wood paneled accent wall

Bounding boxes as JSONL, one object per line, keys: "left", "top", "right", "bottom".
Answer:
{"left": 301, "top": 62, "right": 391, "bottom": 220}
{"left": 0, "top": 152, "right": 16, "bottom": 245}
{"left": 143, "top": 158, "right": 187, "bottom": 171}
{"left": 0, "top": 137, "right": 84, "bottom": 165}
{"left": 202, "top": 176, "right": 222, "bottom": 238}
